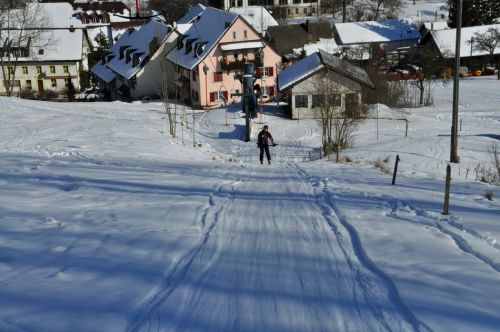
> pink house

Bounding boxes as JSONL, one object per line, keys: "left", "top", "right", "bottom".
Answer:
{"left": 166, "top": 6, "right": 282, "bottom": 108}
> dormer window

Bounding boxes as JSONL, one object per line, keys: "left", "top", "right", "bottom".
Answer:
{"left": 133, "top": 54, "right": 140, "bottom": 67}
{"left": 185, "top": 38, "right": 197, "bottom": 55}
{"left": 194, "top": 42, "right": 206, "bottom": 58}
{"left": 119, "top": 45, "right": 128, "bottom": 60}
{"left": 177, "top": 35, "right": 188, "bottom": 50}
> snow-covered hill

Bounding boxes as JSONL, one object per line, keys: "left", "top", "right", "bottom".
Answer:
{"left": 0, "top": 76, "right": 499, "bottom": 331}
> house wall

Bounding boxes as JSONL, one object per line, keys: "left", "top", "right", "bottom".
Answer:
{"left": 131, "top": 36, "right": 178, "bottom": 100}
{"left": 289, "top": 69, "right": 362, "bottom": 120}
{"left": 194, "top": 17, "right": 282, "bottom": 107}
{"left": 222, "top": 0, "right": 321, "bottom": 17}
{"left": 0, "top": 61, "right": 81, "bottom": 96}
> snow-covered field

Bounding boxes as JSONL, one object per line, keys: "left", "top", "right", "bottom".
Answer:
{"left": 0, "top": 76, "right": 499, "bottom": 332}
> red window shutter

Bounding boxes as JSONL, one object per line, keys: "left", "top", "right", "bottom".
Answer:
{"left": 269, "top": 86, "right": 275, "bottom": 96}
{"left": 256, "top": 67, "right": 262, "bottom": 74}
{"left": 213, "top": 72, "right": 217, "bottom": 82}
{"left": 210, "top": 92, "right": 215, "bottom": 102}
{"left": 223, "top": 91, "right": 228, "bottom": 100}
{"left": 268, "top": 67, "right": 274, "bottom": 77}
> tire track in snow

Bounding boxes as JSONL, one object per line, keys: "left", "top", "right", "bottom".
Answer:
{"left": 292, "top": 164, "right": 432, "bottom": 332}
{"left": 327, "top": 182, "right": 500, "bottom": 273}
{"left": 382, "top": 199, "right": 500, "bottom": 274}
{"left": 124, "top": 180, "right": 237, "bottom": 332}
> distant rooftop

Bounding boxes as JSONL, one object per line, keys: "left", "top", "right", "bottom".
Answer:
{"left": 334, "top": 19, "right": 420, "bottom": 45}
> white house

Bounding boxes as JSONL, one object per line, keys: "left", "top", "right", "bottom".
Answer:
{"left": 220, "top": 0, "right": 321, "bottom": 18}
{"left": 333, "top": 19, "right": 420, "bottom": 63}
{"left": 278, "top": 49, "right": 374, "bottom": 120}
{"left": 91, "top": 20, "right": 174, "bottom": 101}
{"left": 0, "top": 2, "right": 85, "bottom": 96}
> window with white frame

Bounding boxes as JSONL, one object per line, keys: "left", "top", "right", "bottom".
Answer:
{"left": 50, "top": 65, "right": 56, "bottom": 74}
{"left": 22, "top": 66, "right": 28, "bottom": 74}
{"left": 51, "top": 79, "right": 57, "bottom": 87}
{"left": 232, "top": 31, "right": 237, "bottom": 40}
{"left": 63, "top": 65, "right": 69, "bottom": 73}
{"left": 36, "top": 66, "right": 42, "bottom": 74}
{"left": 26, "top": 80, "right": 32, "bottom": 89}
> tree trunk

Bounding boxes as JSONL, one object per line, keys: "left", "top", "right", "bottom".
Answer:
{"left": 342, "top": 0, "right": 347, "bottom": 22}
{"left": 419, "top": 80, "right": 425, "bottom": 105}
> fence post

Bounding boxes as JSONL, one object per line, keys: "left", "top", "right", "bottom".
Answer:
{"left": 443, "top": 164, "right": 451, "bottom": 215}
{"left": 405, "top": 122, "right": 408, "bottom": 137}
{"left": 392, "top": 154, "right": 400, "bottom": 185}
{"left": 319, "top": 147, "right": 322, "bottom": 159}
{"left": 460, "top": 118, "right": 462, "bottom": 131}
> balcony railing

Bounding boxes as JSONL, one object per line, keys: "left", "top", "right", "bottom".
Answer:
{"left": 220, "top": 58, "right": 262, "bottom": 72}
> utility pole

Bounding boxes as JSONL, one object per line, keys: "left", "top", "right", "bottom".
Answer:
{"left": 450, "top": 0, "right": 462, "bottom": 163}
{"left": 233, "top": 63, "right": 261, "bottom": 142}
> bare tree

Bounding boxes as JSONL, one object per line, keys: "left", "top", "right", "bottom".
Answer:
{"left": 470, "top": 27, "right": 500, "bottom": 80}
{"left": 409, "top": 46, "right": 450, "bottom": 106}
{"left": 159, "top": 59, "right": 177, "bottom": 137}
{"left": 310, "top": 71, "right": 361, "bottom": 162}
{"left": 0, "top": 1, "right": 52, "bottom": 96}
{"left": 148, "top": 0, "right": 202, "bottom": 24}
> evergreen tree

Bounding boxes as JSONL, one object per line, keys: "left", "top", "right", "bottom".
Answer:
{"left": 448, "top": 0, "right": 500, "bottom": 28}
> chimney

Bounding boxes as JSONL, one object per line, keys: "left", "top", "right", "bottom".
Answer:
{"left": 69, "top": 25, "right": 75, "bottom": 32}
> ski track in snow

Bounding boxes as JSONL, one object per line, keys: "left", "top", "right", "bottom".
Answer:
{"left": 292, "top": 164, "right": 431, "bottom": 332}
{"left": 125, "top": 180, "right": 237, "bottom": 332}
{"left": 124, "top": 161, "right": 430, "bottom": 331}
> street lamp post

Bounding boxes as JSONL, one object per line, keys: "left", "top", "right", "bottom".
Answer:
{"left": 203, "top": 64, "right": 209, "bottom": 107}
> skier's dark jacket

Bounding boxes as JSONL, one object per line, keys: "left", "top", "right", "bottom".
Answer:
{"left": 257, "top": 130, "right": 273, "bottom": 148}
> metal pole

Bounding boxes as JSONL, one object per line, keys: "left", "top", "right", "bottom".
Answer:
{"left": 450, "top": 0, "right": 462, "bottom": 163}
{"left": 242, "top": 62, "right": 255, "bottom": 142}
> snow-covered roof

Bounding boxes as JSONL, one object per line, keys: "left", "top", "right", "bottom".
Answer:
{"left": 422, "top": 21, "right": 449, "bottom": 31}
{"left": 229, "top": 6, "right": 278, "bottom": 34}
{"left": 278, "top": 52, "right": 324, "bottom": 91}
{"left": 167, "top": 8, "right": 238, "bottom": 70}
{"left": 334, "top": 19, "right": 420, "bottom": 45}
{"left": 220, "top": 41, "right": 264, "bottom": 51}
{"left": 4, "top": 2, "right": 84, "bottom": 29}
{"left": 91, "top": 61, "right": 116, "bottom": 83}
{"left": 278, "top": 50, "right": 374, "bottom": 91}
{"left": 176, "top": 4, "right": 207, "bottom": 24}
{"left": 44, "top": 2, "right": 85, "bottom": 29}
{"left": 86, "top": 25, "right": 131, "bottom": 50}
{"left": 293, "top": 38, "right": 340, "bottom": 57}
{"left": 92, "top": 20, "right": 171, "bottom": 81}
{"left": 429, "top": 24, "right": 500, "bottom": 58}
{"left": 1, "top": 29, "right": 83, "bottom": 62}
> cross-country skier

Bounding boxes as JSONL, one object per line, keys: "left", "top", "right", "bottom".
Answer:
{"left": 257, "top": 125, "right": 274, "bottom": 164}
